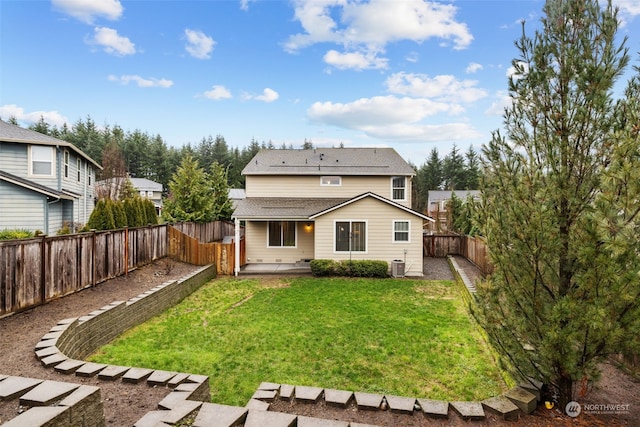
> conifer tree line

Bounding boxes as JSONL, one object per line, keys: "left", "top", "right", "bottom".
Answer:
{"left": 5, "top": 115, "right": 481, "bottom": 217}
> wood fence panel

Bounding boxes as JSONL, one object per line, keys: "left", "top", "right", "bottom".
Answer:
{"left": 423, "top": 234, "right": 461, "bottom": 257}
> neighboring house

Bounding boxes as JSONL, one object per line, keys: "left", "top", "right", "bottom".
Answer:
{"left": 426, "top": 190, "right": 481, "bottom": 233}
{"left": 95, "top": 177, "right": 164, "bottom": 216}
{"left": 232, "top": 148, "right": 434, "bottom": 276}
{"left": 228, "top": 188, "right": 245, "bottom": 210}
{"left": 0, "top": 120, "right": 101, "bottom": 234}
{"left": 130, "top": 178, "right": 163, "bottom": 216}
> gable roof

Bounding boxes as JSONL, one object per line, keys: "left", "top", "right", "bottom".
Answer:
{"left": 0, "top": 120, "right": 102, "bottom": 169}
{"left": 309, "top": 192, "right": 434, "bottom": 222}
{"left": 242, "top": 148, "right": 415, "bottom": 176}
{"left": 129, "top": 177, "right": 163, "bottom": 192}
{"left": 0, "top": 170, "right": 75, "bottom": 200}
{"left": 427, "top": 190, "right": 481, "bottom": 204}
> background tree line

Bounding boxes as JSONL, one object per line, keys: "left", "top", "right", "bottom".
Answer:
{"left": 4, "top": 115, "right": 482, "bottom": 217}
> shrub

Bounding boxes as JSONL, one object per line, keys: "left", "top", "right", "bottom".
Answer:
{"left": 0, "top": 229, "right": 34, "bottom": 240}
{"left": 310, "top": 259, "right": 389, "bottom": 278}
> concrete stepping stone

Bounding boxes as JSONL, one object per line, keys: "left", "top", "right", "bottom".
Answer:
{"left": 54, "top": 359, "right": 86, "bottom": 374}
{"left": 97, "top": 365, "right": 129, "bottom": 380}
{"left": 504, "top": 386, "right": 537, "bottom": 414}
{"left": 482, "top": 395, "right": 520, "bottom": 421}
{"left": 159, "top": 400, "right": 202, "bottom": 424}
{"left": 417, "top": 398, "right": 449, "bottom": 418}
{"left": 122, "top": 367, "right": 154, "bottom": 384}
{"left": 297, "top": 415, "right": 349, "bottom": 427}
{"left": 258, "top": 382, "right": 280, "bottom": 391}
{"left": 294, "top": 386, "right": 324, "bottom": 403}
{"left": 193, "top": 402, "right": 248, "bottom": 427}
{"left": 147, "top": 370, "right": 177, "bottom": 386}
{"left": 244, "top": 409, "right": 296, "bottom": 427}
{"left": 75, "top": 362, "right": 107, "bottom": 377}
{"left": 354, "top": 392, "right": 383, "bottom": 410}
{"left": 450, "top": 401, "right": 485, "bottom": 420}
{"left": 134, "top": 410, "right": 172, "bottom": 427}
{"left": 279, "top": 384, "right": 295, "bottom": 400}
{"left": 385, "top": 395, "right": 416, "bottom": 414}
{"left": 35, "top": 338, "right": 57, "bottom": 349}
{"left": 40, "top": 331, "right": 63, "bottom": 341}
{"left": 58, "top": 385, "right": 101, "bottom": 407}
{"left": 1, "top": 406, "right": 68, "bottom": 426}
{"left": 0, "top": 377, "right": 43, "bottom": 400}
{"left": 518, "top": 379, "right": 542, "bottom": 401}
{"left": 252, "top": 389, "right": 278, "bottom": 401}
{"left": 40, "top": 352, "right": 67, "bottom": 367}
{"left": 324, "top": 389, "right": 353, "bottom": 408}
{"left": 168, "top": 373, "right": 190, "bottom": 388}
{"left": 159, "top": 391, "right": 192, "bottom": 410}
{"left": 35, "top": 346, "right": 60, "bottom": 359}
{"left": 245, "top": 398, "right": 270, "bottom": 411}
{"left": 19, "top": 381, "right": 79, "bottom": 407}
{"left": 57, "top": 317, "right": 78, "bottom": 325}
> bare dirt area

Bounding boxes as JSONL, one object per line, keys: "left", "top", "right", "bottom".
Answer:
{"left": 0, "top": 257, "right": 637, "bottom": 426}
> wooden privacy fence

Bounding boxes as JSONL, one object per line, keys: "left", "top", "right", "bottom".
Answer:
{"left": 170, "top": 221, "right": 236, "bottom": 243}
{"left": 423, "top": 234, "right": 492, "bottom": 276}
{"left": 167, "top": 226, "right": 245, "bottom": 274}
{"left": 0, "top": 225, "right": 167, "bottom": 317}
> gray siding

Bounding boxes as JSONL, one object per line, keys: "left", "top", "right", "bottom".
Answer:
{"left": 0, "top": 142, "right": 28, "bottom": 177}
{"left": 0, "top": 181, "right": 47, "bottom": 232}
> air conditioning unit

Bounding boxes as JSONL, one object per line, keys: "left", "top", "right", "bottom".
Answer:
{"left": 391, "top": 260, "right": 405, "bottom": 278}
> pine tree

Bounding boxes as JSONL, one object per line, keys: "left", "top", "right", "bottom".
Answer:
{"left": 209, "top": 161, "right": 234, "bottom": 220}
{"left": 475, "top": 0, "right": 639, "bottom": 410}
{"left": 162, "top": 154, "right": 215, "bottom": 223}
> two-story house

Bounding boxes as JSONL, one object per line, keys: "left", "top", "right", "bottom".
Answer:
{"left": 232, "top": 148, "right": 434, "bottom": 276}
{"left": 0, "top": 120, "right": 101, "bottom": 234}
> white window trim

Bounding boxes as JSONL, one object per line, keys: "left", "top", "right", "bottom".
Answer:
{"left": 77, "top": 158, "right": 81, "bottom": 182}
{"left": 63, "top": 150, "right": 70, "bottom": 179}
{"left": 267, "top": 221, "right": 298, "bottom": 249}
{"left": 320, "top": 176, "right": 342, "bottom": 186}
{"left": 333, "top": 219, "right": 368, "bottom": 254}
{"left": 392, "top": 220, "right": 411, "bottom": 243}
{"left": 391, "top": 176, "right": 407, "bottom": 201}
{"left": 28, "top": 145, "right": 55, "bottom": 178}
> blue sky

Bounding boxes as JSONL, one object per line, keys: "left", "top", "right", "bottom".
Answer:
{"left": 1, "top": 0, "right": 640, "bottom": 164}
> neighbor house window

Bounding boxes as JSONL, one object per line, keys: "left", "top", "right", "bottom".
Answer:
{"left": 77, "top": 158, "right": 81, "bottom": 182}
{"left": 392, "top": 176, "right": 406, "bottom": 201}
{"left": 30, "top": 145, "right": 54, "bottom": 176}
{"left": 335, "top": 221, "right": 366, "bottom": 252}
{"left": 321, "top": 176, "right": 341, "bottom": 186}
{"left": 393, "top": 220, "right": 410, "bottom": 242}
{"left": 63, "top": 150, "right": 70, "bottom": 179}
{"left": 268, "top": 221, "right": 296, "bottom": 247}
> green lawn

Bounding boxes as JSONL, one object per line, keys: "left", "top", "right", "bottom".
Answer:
{"left": 90, "top": 277, "right": 507, "bottom": 405}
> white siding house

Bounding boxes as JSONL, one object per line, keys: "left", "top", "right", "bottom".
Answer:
{"left": 233, "top": 148, "right": 434, "bottom": 276}
{"left": 0, "top": 120, "right": 101, "bottom": 234}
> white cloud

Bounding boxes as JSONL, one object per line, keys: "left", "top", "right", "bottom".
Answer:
{"left": 87, "top": 27, "right": 136, "bottom": 56}
{"left": 506, "top": 60, "right": 529, "bottom": 79}
{"left": 239, "top": 0, "right": 257, "bottom": 11}
{"left": 466, "top": 62, "right": 483, "bottom": 74}
{"left": 52, "top": 0, "right": 123, "bottom": 24}
{"left": 615, "top": 0, "right": 640, "bottom": 16}
{"left": 323, "top": 49, "right": 388, "bottom": 70}
{"left": 244, "top": 88, "right": 279, "bottom": 102}
{"left": 485, "top": 91, "right": 513, "bottom": 116}
{"left": 203, "top": 85, "right": 232, "bottom": 100}
{"left": 108, "top": 75, "right": 173, "bottom": 88}
{"left": 184, "top": 29, "right": 215, "bottom": 59}
{"left": 0, "top": 104, "right": 69, "bottom": 128}
{"left": 385, "top": 72, "right": 487, "bottom": 104}
{"left": 285, "top": 0, "right": 473, "bottom": 68}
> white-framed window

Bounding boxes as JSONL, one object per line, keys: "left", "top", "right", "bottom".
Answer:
{"left": 393, "top": 220, "right": 410, "bottom": 242}
{"left": 391, "top": 176, "right": 406, "bottom": 201}
{"left": 88, "top": 171, "right": 92, "bottom": 186}
{"left": 268, "top": 221, "right": 296, "bottom": 247}
{"left": 321, "top": 176, "right": 341, "bottom": 186}
{"left": 335, "top": 220, "right": 367, "bottom": 252}
{"left": 29, "top": 145, "right": 54, "bottom": 177}
{"left": 140, "top": 190, "right": 146, "bottom": 197}
{"left": 77, "top": 158, "right": 81, "bottom": 182}
{"left": 63, "top": 150, "right": 70, "bottom": 179}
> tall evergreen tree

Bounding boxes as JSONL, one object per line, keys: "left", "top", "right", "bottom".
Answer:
{"left": 442, "top": 144, "right": 466, "bottom": 190}
{"left": 162, "top": 154, "right": 215, "bottom": 223}
{"left": 475, "top": 0, "right": 638, "bottom": 410}
{"left": 208, "top": 161, "right": 234, "bottom": 220}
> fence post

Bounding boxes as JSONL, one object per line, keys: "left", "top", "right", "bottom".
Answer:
{"left": 124, "top": 227, "right": 129, "bottom": 277}
{"left": 40, "top": 235, "right": 46, "bottom": 304}
{"left": 91, "top": 230, "right": 97, "bottom": 287}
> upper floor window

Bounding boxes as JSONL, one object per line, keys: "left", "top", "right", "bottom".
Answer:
{"left": 63, "top": 150, "right": 70, "bottom": 179}
{"left": 321, "top": 176, "right": 341, "bottom": 186}
{"left": 30, "top": 145, "right": 54, "bottom": 177}
{"left": 268, "top": 221, "right": 296, "bottom": 247}
{"left": 77, "top": 158, "right": 81, "bottom": 182}
{"left": 391, "top": 176, "right": 406, "bottom": 201}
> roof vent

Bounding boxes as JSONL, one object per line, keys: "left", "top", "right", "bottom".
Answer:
{"left": 320, "top": 153, "right": 324, "bottom": 160}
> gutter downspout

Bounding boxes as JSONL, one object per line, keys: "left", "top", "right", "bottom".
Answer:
{"left": 234, "top": 217, "right": 240, "bottom": 276}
